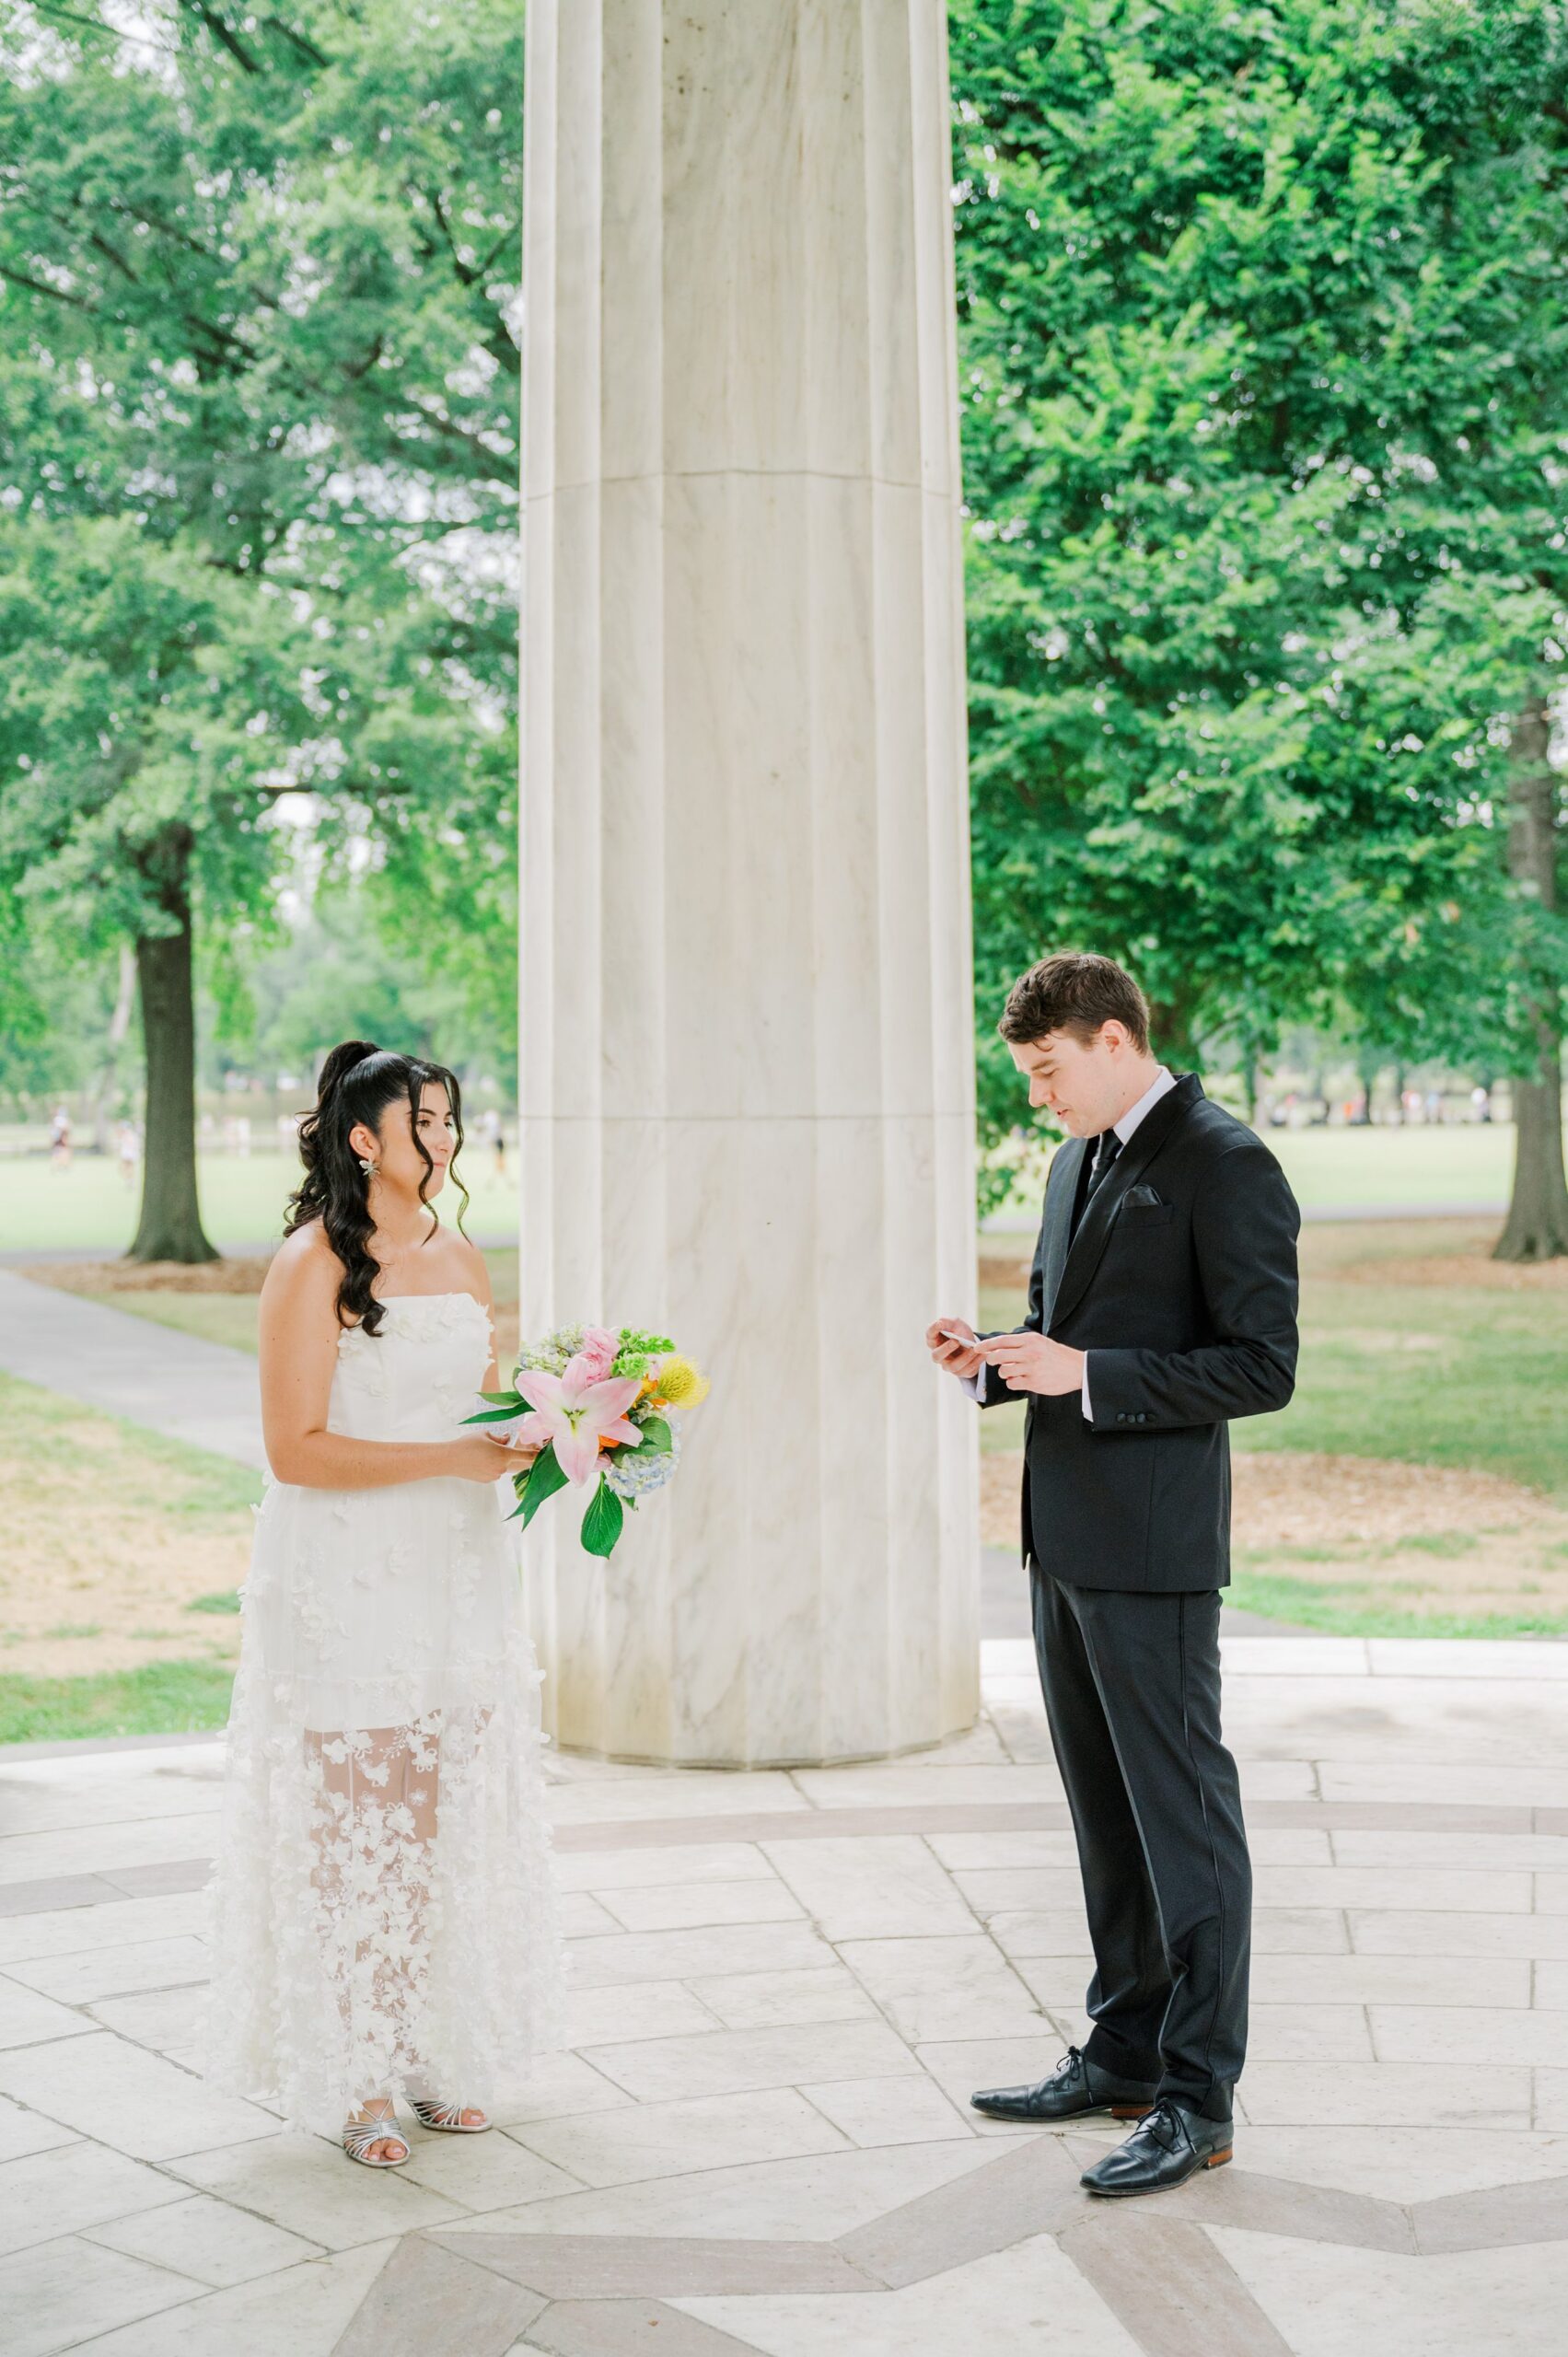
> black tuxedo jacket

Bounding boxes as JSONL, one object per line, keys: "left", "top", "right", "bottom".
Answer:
{"left": 976, "top": 1074, "right": 1300, "bottom": 1591}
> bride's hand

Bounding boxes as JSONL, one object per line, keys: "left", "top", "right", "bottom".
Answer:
{"left": 447, "top": 1433, "right": 541, "bottom": 1483}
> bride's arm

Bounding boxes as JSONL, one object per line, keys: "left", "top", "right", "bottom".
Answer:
{"left": 257, "top": 1233, "right": 525, "bottom": 1491}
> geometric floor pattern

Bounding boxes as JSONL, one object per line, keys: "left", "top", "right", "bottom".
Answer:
{"left": 2, "top": 1632, "right": 1566, "bottom": 2356}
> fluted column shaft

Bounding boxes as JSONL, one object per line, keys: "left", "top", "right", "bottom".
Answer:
{"left": 521, "top": 0, "right": 979, "bottom": 1765}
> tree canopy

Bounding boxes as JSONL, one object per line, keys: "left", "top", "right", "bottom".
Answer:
{"left": 0, "top": 0, "right": 523, "bottom": 1251}
{"left": 951, "top": 0, "right": 1568, "bottom": 1242}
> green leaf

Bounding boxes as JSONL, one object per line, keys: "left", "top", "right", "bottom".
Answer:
{"left": 479, "top": 1390, "right": 521, "bottom": 1407}
{"left": 580, "top": 1477, "right": 625, "bottom": 1558}
{"left": 634, "top": 1415, "right": 673, "bottom": 1454}
{"left": 463, "top": 1403, "right": 526, "bottom": 1425}
{"left": 518, "top": 1443, "right": 569, "bottom": 1530}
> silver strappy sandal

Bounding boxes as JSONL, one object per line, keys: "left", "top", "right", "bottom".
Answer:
{"left": 410, "top": 2097, "right": 492, "bottom": 2134}
{"left": 343, "top": 2100, "right": 411, "bottom": 2167}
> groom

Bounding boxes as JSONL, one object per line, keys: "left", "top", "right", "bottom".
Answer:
{"left": 929, "top": 952, "right": 1299, "bottom": 2197}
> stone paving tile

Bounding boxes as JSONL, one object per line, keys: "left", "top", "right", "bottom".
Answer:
{"left": 1254, "top": 1954, "right": 1531, "bottom": 2008}
{"left": 0, "top": 2233, "right": 195, "bottom": 2357}
{"left": 0, "top": 2029, "right": 276, "bottom": 2161}
{"left": 0, "top": 1817, "right": 215, "bottom": 1888}
{"left": 169, "top": 2131, "right": 470, "bottom": 2247}
{"left": 834, "top": 1934, "right": 1046, "bottom": 2044}
{"left": 566, "top": 1923, "right": 836, "bottom": 1990}
{"left": 83, "top": 2189, "right": 323, "bottom": 2287}
{"left": 1534, "top": 2070, "right": 1568, "bottom": 2131}
{"left": 440, "top": 2142, "right": 1000, "bottom": 2244}
{"left": 0, "top": 1891, "right": 206, "bottom": 1967}
{"left": 513, "top": 2088, "right": 850, "bottom": 2189}
{"left": 1240, "top": 2005, "right": 1376, "bottom": 2064}
{"left": 557, "top": 1893, "right": 626, "bottom": 1938}
{"left": 760, "top": 1838, "right": 976, "bottom": 1942}
{"left": 336, "top": 2231, "right": 543, "bottom": 2357}
{"left": 1317, "top": 1761, "right": 1568, "bottom": 1809}
{"left": 0, "top": 2093, "right": 75, "bottom": 2164}
{"left": 1537, "top": 1874, "right": 1568, "bottom": 1914}
{"left": 1369, "top": 2004, "right": 1568, "bottom": 2068}
{"left": 579, "top": 2018, "right": 920, "bottom": 2106}
{"left": 0, "top": 2138, "right": 183, "bottom": 2258}
{"left": 1205, "top": 2223, "right": 1568, "bottom": 2357}
{"left": 681, "top": 2226, "right": 1143, "bottom": 2357}
{"left": 6, "top": 1935, "right": 208, "bottom": 2005}
{"left": 790, "top": 1766, "right": 1069, "bottom": 1810}
{"left": 552, "top": 1844, "right": 769, "bottom": 1894}
{"left": 598, "top": 1879, "right": 807, "bottom": 1933}
{"left": 1411, "top": 2171, "right": 1568, "bottom": 2254}
{"left": 489, "top": 2053, "right": 636, "bottom": 2128}
{"left": 1331, "top": 1830, "right": 1568, "bottom": 1871}
{"left": 682, "top": 1967, "right": 879, "bottom": 2031}
{"left": 86, "top": 1987, "right": 209, "bottom": 2066}
{"left": 921, "top": 1829, "right": 1080, "bottom": 1870}
{"left": 66, "top": 2240, "right": 397, "bottom": 2356}
{"left": 1252, "top": 1864, "right": 1532, "bottom": 1912}
{"left": 1534, "top": 1963, "right": 1568, "bottom": 2009}
{"left": 0, "top": 1971, "right": 96, "bottom": 2051}
{"left": 395, "top": 2129, "right": 584, "bottom": 2212}
{"left": 563, "top": 1979, "right": 726, "bottom": 2051}
{"left": 549, "top": 1773, "right": 809, "bottom": 1826}
{"left": 1219, "top": 2122, "right": 1568, "bottom": 2205}
{"left": 798, "top": 2073, "right": 975, "bottom": 2149}
{"left": 1239, "top": 2061, "right": 1534, "bottom": 2129}
{"left": 1349, "top": 1908, "right": 1568, "bottom": 1960}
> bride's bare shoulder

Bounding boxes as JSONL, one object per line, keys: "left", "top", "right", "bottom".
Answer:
{"left": 261, "top": 1221, "right": 343, "bottom": 1313}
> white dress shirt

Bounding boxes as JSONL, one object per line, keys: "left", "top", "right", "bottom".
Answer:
{"left": 970, "top": 1065, "right": 1177, "bottom": 1420}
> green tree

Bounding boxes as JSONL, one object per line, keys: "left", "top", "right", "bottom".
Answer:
{"left": 0, "top": 0, "right": 522, "bottom": 1257}
{"left": 951, "top": 0, "right": 1568, "bottom": 1251}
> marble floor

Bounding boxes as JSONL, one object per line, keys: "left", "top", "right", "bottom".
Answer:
{"left": 1, "top": 1635, "right": 1565, "bottom": 2357}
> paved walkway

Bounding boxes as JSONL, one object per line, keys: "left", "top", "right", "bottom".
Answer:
{"left": 1, "top": 1638, "right": 1564, "bottom": 2355}
{"left": 0, "top": 1272, "right": 265, "bottom": 1471}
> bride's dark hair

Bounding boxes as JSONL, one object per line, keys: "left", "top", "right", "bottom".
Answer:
{"left": 284, "top": 1039, "right": 471, "bottom": 1333}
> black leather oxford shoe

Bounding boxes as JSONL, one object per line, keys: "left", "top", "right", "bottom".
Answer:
{"left": 970, "top": 2045, "right": 1157, "bottom": 2124}
{"left": 1079, "top": 2098, "right": 1234, "bottom": 2197}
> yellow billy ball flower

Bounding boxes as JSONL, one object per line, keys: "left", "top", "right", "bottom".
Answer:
{"left": 655, "top": 1355, "right": 710, "bottom": 1409}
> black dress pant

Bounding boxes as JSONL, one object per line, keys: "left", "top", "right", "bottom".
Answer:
{"left": 1030, "top": 1566, "right": 1250, "bottom": 2120}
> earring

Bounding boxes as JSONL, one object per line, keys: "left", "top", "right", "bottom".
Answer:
{"left": 358, "top": 1155, "right": 377, "bottom": 1176}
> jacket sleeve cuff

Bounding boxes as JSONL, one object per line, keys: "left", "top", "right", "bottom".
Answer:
{"left": 1083, "top": 1349, "right": 1153, "bottom": 1431}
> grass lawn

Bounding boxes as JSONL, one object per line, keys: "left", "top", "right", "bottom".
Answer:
{"left": 0, "top": 1144, "right": 519, "bottom": 1254}
{"left": 0, "top": 1370, "right": 259, "bottom": 1744}
{"left": 976, "top": 1217, "right": 1568, "bottom": 1637}
{"left": 0, "top": 1662, "right": 236, "bottom": 1747}
{"left": 984, "top": 1120, "right": 1525, "bottom": 1226}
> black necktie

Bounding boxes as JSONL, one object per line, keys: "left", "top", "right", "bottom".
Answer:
{"left": 1083, "top": 1127, "right": 1122, "bottom": 1207}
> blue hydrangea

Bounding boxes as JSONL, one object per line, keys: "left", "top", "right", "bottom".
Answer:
{"left": 603, "top": 1419, "right": 682, "bottom": 1502}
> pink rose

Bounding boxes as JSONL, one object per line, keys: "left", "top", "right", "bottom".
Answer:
{"left": 562, "top": 1325, "right": 618, "bottom": 1390}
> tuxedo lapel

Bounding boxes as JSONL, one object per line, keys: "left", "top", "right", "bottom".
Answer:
{"left": 1036, "top": 1136, "right": 1086, "bottom": 1332}
{"left": 1048, "top": 1074, "right": 1204, "bottom": 1331}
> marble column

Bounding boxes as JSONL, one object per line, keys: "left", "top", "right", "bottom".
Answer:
{"left": 520, "top": 0, "right": 979, "bottom": 1766}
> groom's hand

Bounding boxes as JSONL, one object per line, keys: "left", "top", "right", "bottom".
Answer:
{"left": 981, "top": 1333, "right": 1086, "bottom": 1397}
{"left": 926, "top": 1317, "right": 986, "bottom": 1380}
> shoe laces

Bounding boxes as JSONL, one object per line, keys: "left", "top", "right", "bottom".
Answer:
{"left": 1130, "top": 2097, "right": 1184, "bottom": 2154}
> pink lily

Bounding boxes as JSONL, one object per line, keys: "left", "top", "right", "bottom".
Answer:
{"left": 515, "top": 1368, "right": 644, "bottom": 1486}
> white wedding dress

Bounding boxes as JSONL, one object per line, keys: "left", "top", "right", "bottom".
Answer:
{"left": 203, "top": 1292, "right": 564, "bottom": 2135}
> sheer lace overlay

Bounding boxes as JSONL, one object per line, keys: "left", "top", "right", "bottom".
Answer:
{"left": 203, "top": 1293, "right": 565, "bottom": 2135}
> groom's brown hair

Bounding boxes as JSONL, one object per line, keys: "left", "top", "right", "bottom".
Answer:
{"left": 998, "top": 952, "right": 1151, "bottom": 1052}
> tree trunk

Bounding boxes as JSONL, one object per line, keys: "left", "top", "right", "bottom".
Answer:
{"left": 1494, "top": 698, "right": 1568, "bottom": 1262}
{"left": 129, "top": 838, "right": 218, "bottom": 1264}
{"left": 88, "top": 943, "right": 137, "bottom": 1155}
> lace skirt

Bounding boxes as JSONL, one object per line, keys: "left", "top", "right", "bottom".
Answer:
{"left": 202, "top": 1475, "right": 566, "bottom": 2135}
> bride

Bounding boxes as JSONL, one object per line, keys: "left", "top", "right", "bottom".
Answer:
{"left": 203, "top": 1040, "right": 564, "bottom": 2166}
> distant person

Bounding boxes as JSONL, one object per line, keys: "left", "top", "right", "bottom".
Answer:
{"left": 203, "top": 1041, "right": 563, "bottom": 2169}
{"left": 48, "top": 1105, "right": 72, "bottom": 1170}
{"left": 116, "top": 1120, "right": 141, "bottom": 1186}
{"left": 927, "top": 952, "right": 1300, "bottom": 2199}
{"left": 1472, "top": 1084, "right": 1492, "bottom": 1123}
{"left": 480, "top": 1105, "right": 505, "bottom": 1181}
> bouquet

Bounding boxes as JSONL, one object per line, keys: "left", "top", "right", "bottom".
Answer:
{"left": 465, "top": 1325, "right": 710, "bottom": 1559}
